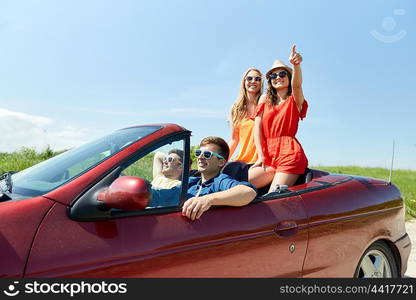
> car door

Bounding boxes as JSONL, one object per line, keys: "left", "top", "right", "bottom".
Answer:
{"left": 25, "top": 196, "right": 309, "bottom": 277}
{"left": 25, "top": 134, "right": 309, "bottom": 277}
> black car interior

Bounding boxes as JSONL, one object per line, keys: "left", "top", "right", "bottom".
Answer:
{"left": 189, "top": 161, "right": 313, "bottom": 197}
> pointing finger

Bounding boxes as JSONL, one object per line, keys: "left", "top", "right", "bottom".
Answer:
{"left": 291, "top": 45, "right": 296, "bottom": 56}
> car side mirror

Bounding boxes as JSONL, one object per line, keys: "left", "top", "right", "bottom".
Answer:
{"left": 97, "top": 176, "right": 151, "bottom": 211}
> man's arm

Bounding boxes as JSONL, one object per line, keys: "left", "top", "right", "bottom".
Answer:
{"left": 182, "top": 185, "right": 256, "bottom": 221}
{"left": 152, "top": 152, "right": 166, "bottom": 178}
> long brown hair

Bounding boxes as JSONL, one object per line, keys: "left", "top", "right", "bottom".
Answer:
{"left": 229, "top": 68, "right": 263, "bottom": 128}
{"left": 266, "top": 69, "right": 292, "bottom": 105}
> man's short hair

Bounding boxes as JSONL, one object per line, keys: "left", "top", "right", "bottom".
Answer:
{"left": 199, "top": 136, "right": 229, "bottom": 162}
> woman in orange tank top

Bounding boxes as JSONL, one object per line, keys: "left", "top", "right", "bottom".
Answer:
{"left": 249, "top": 45, "right": 308, "bottom": 192}
{"left": 228, "top": 68, "right": 263, "bottom": 164}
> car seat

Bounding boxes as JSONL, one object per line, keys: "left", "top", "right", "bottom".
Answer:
{"left": 190, "top": 161, "right": 251, "bottom": 181}
{"left": 220, "top": 161, "right": 251, "bottom": 182}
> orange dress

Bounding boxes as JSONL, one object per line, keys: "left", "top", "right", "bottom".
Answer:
{"left": 233, "top": 117, "right": 258, "bottom": 164}
{"left": 255, "top": 94, "right": 308, "bottom": 174}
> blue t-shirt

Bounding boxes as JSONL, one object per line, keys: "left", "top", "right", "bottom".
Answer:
{"left": 149, "top": 173, "right": 256, "bottom": 208}
{"left": 186, "top": 173, "right": 256, "bottom": 198}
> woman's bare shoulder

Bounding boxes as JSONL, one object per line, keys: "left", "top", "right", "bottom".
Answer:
{"left": 258, "top": 94, "right": 268, "bottom": 104}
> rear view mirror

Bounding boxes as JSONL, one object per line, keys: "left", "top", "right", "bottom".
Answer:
{"left": 98, "top": 176, "right": 151, "bottom": 211}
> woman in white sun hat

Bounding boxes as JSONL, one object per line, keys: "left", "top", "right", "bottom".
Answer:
{"left": 248, "top": 45, "right": 309, "bottom": 192}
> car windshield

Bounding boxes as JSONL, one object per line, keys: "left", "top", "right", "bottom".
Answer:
{"left": 7, "top": 126, "right": 161, "bottom": 198}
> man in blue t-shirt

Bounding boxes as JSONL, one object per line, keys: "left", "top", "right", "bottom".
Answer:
{"left": 150, "top": 136, "right": 257, "bottom": 220}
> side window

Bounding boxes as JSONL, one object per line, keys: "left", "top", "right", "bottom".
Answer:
{"left": 122, "top": 139, "right": 186, "bottom": 209}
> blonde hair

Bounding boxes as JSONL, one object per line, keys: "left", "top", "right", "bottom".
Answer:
{"left": 229, "top": 68, "right": 263, "bottom": 128}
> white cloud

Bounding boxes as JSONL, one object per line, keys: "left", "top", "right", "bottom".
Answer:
{"left": 0, "top": 108, "right": 52, "bottom": 127}
{"left": 0, "top": 108, "right": 89, "bottom": 152}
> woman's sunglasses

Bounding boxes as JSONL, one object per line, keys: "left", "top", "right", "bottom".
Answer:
{"left": 246, "top": 76, "right": 262, "bottom": 82}
{"left": 269, "top": 71, "right": 288, "bottom": 79}
{"left": 195, "top": 149, "right": 225, "bottom": 160}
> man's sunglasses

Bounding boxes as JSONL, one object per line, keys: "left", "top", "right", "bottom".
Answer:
{"left": 195, "top": 149, "right": 225, "bottom": 160}
{"left": 163, "top": 156, "right": 181, "bottom": 164}
{"left": 269, "top": 71, "right": 288, "bottom": 79}
{"left": 246, "top": 76, "right": 261, "bottom": 82}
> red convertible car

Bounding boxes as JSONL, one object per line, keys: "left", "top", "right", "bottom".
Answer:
{"left": 0, "top": 123, "right": 411, "bottom": 277}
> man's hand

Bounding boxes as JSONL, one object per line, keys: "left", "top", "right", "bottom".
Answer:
{"left": 182, "top": 195, "right": 213, "bottom": 220}
{"left": 289, "top": 45, "right": 303, "bottom": 65}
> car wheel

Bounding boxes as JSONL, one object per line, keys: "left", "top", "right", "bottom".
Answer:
{"left": 354, "top": 241, "right": 399, "bottom": 278}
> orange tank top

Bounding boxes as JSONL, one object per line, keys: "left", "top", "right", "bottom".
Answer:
{"left": 233, "top": 117, "right": 258, "bottom": 164}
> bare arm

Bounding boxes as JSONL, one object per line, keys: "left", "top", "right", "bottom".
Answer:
{"left": 228, "top": 126, "right": 239, "bottom": 160}
{"left": 289, "top": 45, "right": 305, "bottom": 112}
{"left": 152, "top": 151, "right": 166, "bottom": 178}
{"left": 182, "top": 185, "right": 256, "bottom": 220}
{"left": 252, "top": 95, "right": 266, "bottom": 168}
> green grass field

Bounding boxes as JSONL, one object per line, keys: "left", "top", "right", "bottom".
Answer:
{"left": 0, "top": 146, "right": 63, "bottom": 174}
{"left": 1, "top": 147, "right": 415, "bottom": 219}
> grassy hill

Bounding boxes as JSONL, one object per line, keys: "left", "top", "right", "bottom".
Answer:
{"left": 1, "top": 147, "right": 415, "bottom": 219}
{"left": 0, "top": 146, "right": 65, "bottom": 173}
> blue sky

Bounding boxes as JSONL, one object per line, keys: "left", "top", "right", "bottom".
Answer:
{"left": 0, "top": 0, "right": 415, "bottom": 170}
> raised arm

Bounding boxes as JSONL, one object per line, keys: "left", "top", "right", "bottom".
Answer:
{"left": 289, "top": 45, "right": 305, "bottom": 112}
{"left": 228, "top": 126, "right": 239, "bottom": 160}
{"left": 152, "top": 151, "right": 166, "bottom": 178}
{"left": 182, "top": 184, "right": 256, "bottom": 220}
